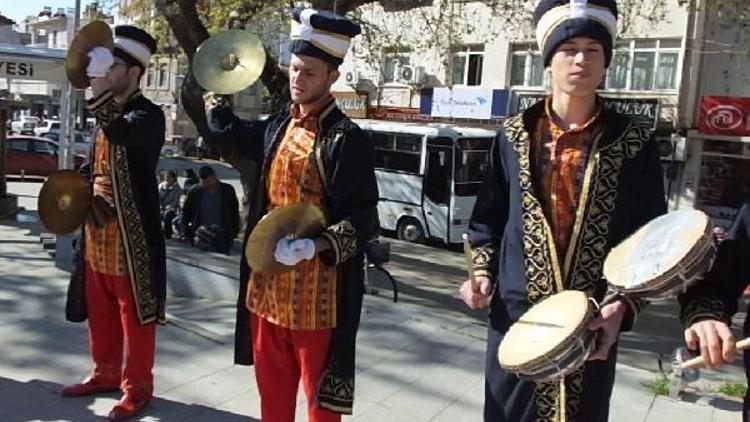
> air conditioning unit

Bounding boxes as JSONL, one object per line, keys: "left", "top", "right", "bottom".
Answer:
{"left": 344, "top": 70, "right": 360, "bottom": 86}
{"left": 398, "top": 65, "right": 425, "bottom": 85}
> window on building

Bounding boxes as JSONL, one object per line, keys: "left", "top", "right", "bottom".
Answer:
{"left": 146, "top": 68, "right": 155, "bottom": 88}
{"left": 382, "top": 52, "right": 410, "bottom": 83}
{"left": 452, "top": 45, "right": 484, "bottom": 86}
{"left": 509, "top": 44, "right": 545, "bottom": 87}
{"left": 605, "top": 39, "right": 681, "bottom": 91}
{"left": 158, "top": 64, "right": 168, "bottom": 88}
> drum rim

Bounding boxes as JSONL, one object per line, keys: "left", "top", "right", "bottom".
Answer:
{"left": 498, "top": 291, "right": 594, "bottom": 371}
{"left": 604, "top": 210, "right": 711, "bottom": 289}
{"left": 608, "top": 230, "right": 716, "bottom": 296}
{"left": 612, "top": 243, "right": 717, "bottom": 299}
{"left": 606, "top": 217, "right": 713, "bottom": 292}
{"left": 515, "top": 330, "right": 597, "bottom": 381}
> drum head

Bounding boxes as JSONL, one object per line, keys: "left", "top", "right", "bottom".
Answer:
{"left": 498, "top": 290, "right": 591, "bottom": 370}
{"left": 604, "top": 209, "right": 710, "bottom": 291}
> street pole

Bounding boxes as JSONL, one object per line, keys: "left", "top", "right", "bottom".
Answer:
{"left": 56, "top": 0, "right": 82, "bottom": 269}
{"left": 58, "top": 0, "right": 82, "bottom": 171}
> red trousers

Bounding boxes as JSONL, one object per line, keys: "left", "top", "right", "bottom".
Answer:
{"left": 250, "top": 313, "right": 339, "bottom": 422}
{"left": 85, "top": 264, "right": 155, "bottom": 398}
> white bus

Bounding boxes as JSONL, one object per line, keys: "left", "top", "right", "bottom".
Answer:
{"left": 354, "top": 119, "right": 496, "bottom": 244}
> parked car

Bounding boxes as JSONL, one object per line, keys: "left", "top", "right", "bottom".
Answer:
{"left": 161, "top": 141, "right": 181, "bottom": 157}
{"left": 34, "top": 119, "right": 61, "bottom": 136}
{"left": 5, "top": 135, "right": 86, "bottom": 178}
{"left": 10, "top": 116, "right": 39, "bottom": 135}
{"left": 40, "top": 131, "right": 92, "bottom": 157}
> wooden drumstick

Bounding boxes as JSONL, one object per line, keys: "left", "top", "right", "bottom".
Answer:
{"left": 680, "top": 337, "right": 750, "bottom": 369}
{"left": 462, "top": 233, "right": 477, "bottom": 289}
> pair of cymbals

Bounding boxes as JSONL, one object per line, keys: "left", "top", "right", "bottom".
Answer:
{"left": 38, "top": 170, "right": 92, "bottom": 235}
{"left": 65, "top": 20, "right": 114, "bottom": 89}
{"left": 193, "top": 30, "right": 266, "bottom": 95}
{"left": 246, "top": 203, "right": 326, "bottom": 275}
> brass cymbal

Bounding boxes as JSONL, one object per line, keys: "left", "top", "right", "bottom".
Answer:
{"left": 65, "top": 20, "right": 114, "bottom": 89}
{"left": 246, "top": 203, "right": 326, "bottom": 275}
{"left": 193, "top": 30, "right": 266, "bottom": 95}
{"left": 38, "top": 170, "right": 92, "bottom": 235}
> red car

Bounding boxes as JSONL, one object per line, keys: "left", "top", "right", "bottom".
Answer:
{"left": 5, "top": 135, "right": 86, "bottom": 178}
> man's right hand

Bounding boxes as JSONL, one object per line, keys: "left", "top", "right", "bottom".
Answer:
{"left": 203, "top": 91, "right": 230, "bottom": 109}
{"left": 684, "top": 319, "right": 736, "bottom": 369}
{"left": 460, "top": 276, "right": 493, "bottom": 309}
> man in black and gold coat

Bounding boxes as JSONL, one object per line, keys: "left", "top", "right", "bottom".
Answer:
{"left": 205, "top": 8, "right": 378, "bottom": 420}
{"left": 460, "top": 1, "right": 667, "bottom": 420}
{"left": 62, "top": 25, "right": 166, "bottom": 421}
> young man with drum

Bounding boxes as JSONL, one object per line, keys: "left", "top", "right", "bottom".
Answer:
{"left": 460, "top": 0, "right": 667, "bottom": 420}
{"left": 204, "top": 8, "right": 379, "bottom": 422}
{"left": 679, "top": 202, "right": 750, "bottom": 420}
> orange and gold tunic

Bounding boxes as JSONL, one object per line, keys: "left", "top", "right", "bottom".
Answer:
{"left": 84, "top": 129, "right": 127, "bottom": 277}
{"left": 246, "top": 99, "right": 337, "bottom": 330}
{"left": 531, "top": 97, "right": 603, "bottom": 259}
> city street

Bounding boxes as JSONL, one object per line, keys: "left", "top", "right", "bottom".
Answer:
{"left": 0, "top": 171, "right": 745, "bottom": 421}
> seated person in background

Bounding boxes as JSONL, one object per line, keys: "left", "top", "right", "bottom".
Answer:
{"left": 183, "top": 168, "right": 200, "bottom": 191}
{"left": 158, "top": 170, "right": 182, "bottom": 239}
{"left": 181, "top": 165, "right": 239, "bottom": 255}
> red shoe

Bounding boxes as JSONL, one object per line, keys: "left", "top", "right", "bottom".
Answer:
{"left": 61, "top": 377, "right": 120, "bottom": 397}
{"left": 107, "top": 393, "right": 151, "bottom": 421}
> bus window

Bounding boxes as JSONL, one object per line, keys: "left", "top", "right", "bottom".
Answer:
{"left": 454, "top": 137, "right": 491, "bottom": 196}
{"left": 424, "top": 146, "right": 452, "bottom": 206}
{"left": 395, "top": 134, "right": 421, "bottom": 153}
{"left": 370, "top": 131, "right": 421, "bottom": 174}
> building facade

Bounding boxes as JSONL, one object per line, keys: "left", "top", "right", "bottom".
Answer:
{"left": 329, "top": 0, "right": 748, "bottom": 222}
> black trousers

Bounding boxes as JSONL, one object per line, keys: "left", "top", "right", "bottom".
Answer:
{"left": 162, "top": 209, "right": 177, "bottom": 239}
{"left": 484, "top": 318, "right": 617, "bottom": 422}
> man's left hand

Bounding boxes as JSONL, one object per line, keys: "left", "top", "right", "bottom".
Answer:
{"left": 587, "top": 299, "right": 627, "bottom": 361}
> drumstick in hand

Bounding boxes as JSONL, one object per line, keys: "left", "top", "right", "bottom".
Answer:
{"left": 680, "top": 338, "right": 750, "bottom": 369}
{"left": 462, "top": 233, "right": 477, "bottom": 290}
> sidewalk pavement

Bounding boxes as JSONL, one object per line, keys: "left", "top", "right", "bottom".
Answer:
{"left": 0, "top": 183, "right": 745, "bottom": 421}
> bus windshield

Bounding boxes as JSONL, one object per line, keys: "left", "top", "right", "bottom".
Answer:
{"left": 454, "top": 137, "right": 492, "bottom": 196}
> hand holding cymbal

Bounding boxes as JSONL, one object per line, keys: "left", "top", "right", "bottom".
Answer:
{"left": 246, "top": 203, "right": 326, "bottom": 275}
{"left": 38, "top": 170, "right": 93, "bottom": 234}
{"left": 65, "top": 20, "right": 114, "bottom": 89}
{"left": 193, "top": 30, "right": 266, "bottom": 95}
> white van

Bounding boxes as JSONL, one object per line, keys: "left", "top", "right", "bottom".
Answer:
{"left": 354, "top": 119, "right": 496, "bottom": 244}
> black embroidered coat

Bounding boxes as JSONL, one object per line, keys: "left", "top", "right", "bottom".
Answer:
{"left": 468, "top": 100, "right": 667, "bottom": 421}
{"left": 67, "top": 90, "right": 167, "bottom": 326}
{"left": 206, "top": 98, "right": 379, "bottom": 414}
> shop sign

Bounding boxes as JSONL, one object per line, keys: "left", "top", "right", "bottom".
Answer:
{"left": 332, "top": 91, "right": 369, "bottom": 118}
{"left": 698, "top": 96, "right": 750, "bottom": 137}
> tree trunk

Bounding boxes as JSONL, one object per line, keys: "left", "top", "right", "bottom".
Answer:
{"left": 155, "top": 0, "right": 291, "bottom": 220}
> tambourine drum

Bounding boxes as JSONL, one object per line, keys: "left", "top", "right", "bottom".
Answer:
{"left": 604, "top": 209, "right": 716, "bottom": 299}
{"left": 498, "top": 290, "right": 597, "bottom": 381}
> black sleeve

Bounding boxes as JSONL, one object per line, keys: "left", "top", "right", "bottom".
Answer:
{"left": 319, "top": 127, "right": 380, "bottom": 266}
{"left": 620, "top": 132, "right": 668, "bottom": 331}
{"left": 86, "top": 91, "right": 165, "bottom": 148}
{"left": 206, "top": 101, "right": 267, "bottom": 162}
{"left": 679, "top": 203, "right": 750, "bottom": 327}
{"left": 467, "top": 132, "right": 510, "bottom": 285}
